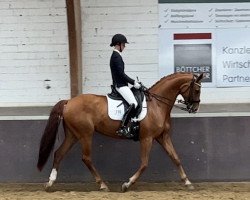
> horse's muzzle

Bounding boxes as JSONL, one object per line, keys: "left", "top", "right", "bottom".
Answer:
{"left": 187, "top": 104, "right": 199, "bottom": 113}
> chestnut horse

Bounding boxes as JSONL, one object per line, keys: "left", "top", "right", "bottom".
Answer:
{"left": 37, "top": 72, "right": 203, "bottom": 192}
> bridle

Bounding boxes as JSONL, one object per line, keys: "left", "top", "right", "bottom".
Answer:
{"left": 176, "top": 75, "right": 201, "bottom": 113}
{"left": 141, "top": 75, "right": 201, "bottom": 113}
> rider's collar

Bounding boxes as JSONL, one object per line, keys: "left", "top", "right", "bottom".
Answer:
{"left": 113, "top": 49, "right": 122, "bottom": 56}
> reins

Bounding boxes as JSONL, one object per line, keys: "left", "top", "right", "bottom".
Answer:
{"left": 138, "top": 76, "right": 174, "bottom": 107}
{"left": 141, "top": 85, "right": 189, "bottom": 111}
{"left": 145, "top": 91, "right": 191, "bottom": 111}
{"left": 140, "top": 75, "right": 201, "bottom": 113}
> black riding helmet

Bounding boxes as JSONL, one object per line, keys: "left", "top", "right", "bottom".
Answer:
{"left": 110, "top": 34, "right": 129, "bottom": 47}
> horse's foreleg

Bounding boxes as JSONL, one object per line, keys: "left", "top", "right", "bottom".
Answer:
{"left": 156, "top": 135, "right": 194, "bottom": 190}
{"left": 122, "top": 137, "right": 153, "bottom": 192}
{"left": 79, "top": 137, "right": 109, "bottom": 192}
{"left": 45, "top": 131, "right": 76, "bottom": 190}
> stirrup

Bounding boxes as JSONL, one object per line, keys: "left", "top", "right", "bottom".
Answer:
{"left": 116, "top": 126, "right": 133, "bottom": 138}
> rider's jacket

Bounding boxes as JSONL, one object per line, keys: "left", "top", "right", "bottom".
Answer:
{"left": 110, "top": 50, "right": 135, "bottom": 88}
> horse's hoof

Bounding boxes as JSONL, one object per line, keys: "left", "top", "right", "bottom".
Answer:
{"left": 186, "top": 184, "right": 195, "bottom": 190}
{"left": 121, "top": 183, "right": 129, "bottom": 193}
{"left": 100, "top": 187, "right": 110, "bottom": 192}
{"left": 44, "top": 183, "right": 53, "bottom": 192}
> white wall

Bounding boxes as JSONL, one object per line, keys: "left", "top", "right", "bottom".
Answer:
{"left": 1, "top": 0, "right": 249, "bottom": 107}
{"left": 81, "top": 0, "right": 159, "bottom": 95}
{"left": 0, "top": 0, "right": 70, "bottom": 106}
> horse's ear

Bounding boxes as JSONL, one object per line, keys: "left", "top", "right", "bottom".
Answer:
{"left": 196, "top": 73, "right": 204, "bottom": 82}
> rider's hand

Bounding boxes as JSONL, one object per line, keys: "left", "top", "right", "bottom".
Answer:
{"left": 134, "top": 81, "right": 141, "bottom": 89}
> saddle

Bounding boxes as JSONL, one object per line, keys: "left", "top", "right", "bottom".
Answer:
{"left": 107, "top": 85, "right": 144, "bottom": 118}
{"left": 107, "top": 85, "right": 147, "bottom": 141}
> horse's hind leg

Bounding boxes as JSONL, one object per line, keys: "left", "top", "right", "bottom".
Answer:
{"left": 79, "top": 135, "right": 109, "bottom": 192}
{"left": 156, "top": 134, "right": 194, "bottom": 190}
{"left": 45, "top": 129, "right": 76, "bottom": 190}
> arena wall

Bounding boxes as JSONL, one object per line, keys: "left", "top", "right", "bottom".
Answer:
{"left": 1, "top": 116, "right": 250, "bottom": 183}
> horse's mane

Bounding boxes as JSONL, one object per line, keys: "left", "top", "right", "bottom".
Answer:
{"left": 149, "top": 72, "right": 191, "bottom": 90}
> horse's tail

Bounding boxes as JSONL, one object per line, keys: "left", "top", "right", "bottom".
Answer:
{"left": 37, "top": 100, "right": 68, "bottom": 171}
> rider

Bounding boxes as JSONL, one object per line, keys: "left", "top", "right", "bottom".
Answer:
{"left": 109, "top": 33, "right": 141, "bottom": 137}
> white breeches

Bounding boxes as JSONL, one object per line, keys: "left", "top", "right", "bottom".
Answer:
{"left": 116, "top": 86, "right": 138, "bottom": 108}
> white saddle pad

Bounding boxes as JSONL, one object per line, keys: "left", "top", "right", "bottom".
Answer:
{"left": 106, "top": 95, "right": 147, "bottom": 121}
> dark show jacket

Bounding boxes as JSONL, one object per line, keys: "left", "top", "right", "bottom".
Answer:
{"left": 110, "top": 50, "right": 135, "bottom": 88}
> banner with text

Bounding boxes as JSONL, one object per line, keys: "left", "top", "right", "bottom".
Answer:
{"left": 159, "top": 2, "right": 250, "bottom": 87}
{"left": 216, "top": 29, "right": 250, "bottom": 87}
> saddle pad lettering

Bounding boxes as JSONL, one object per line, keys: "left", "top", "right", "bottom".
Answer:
{"left": 106, "top": 95, "right": 147, "bottom": 121}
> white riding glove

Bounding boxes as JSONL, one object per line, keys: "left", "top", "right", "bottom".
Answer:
{"left": 134, "top": 81, "right": 141, "bottom": 89}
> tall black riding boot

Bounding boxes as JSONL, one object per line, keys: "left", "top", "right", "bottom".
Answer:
{"left": 117, "top": 104, "right": 135, "bottom": 138}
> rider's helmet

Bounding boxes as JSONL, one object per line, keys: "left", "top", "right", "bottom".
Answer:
{"left": 110, "top": 34, "right": 129, "bottom": 47}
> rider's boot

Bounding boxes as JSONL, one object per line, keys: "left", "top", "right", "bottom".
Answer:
{"left": 117, "top": 104, "right": 135, "bottom": 138}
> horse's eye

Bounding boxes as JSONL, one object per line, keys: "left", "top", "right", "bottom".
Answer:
{"left": 195, "top": 89, "right": 200, "bottom": 94}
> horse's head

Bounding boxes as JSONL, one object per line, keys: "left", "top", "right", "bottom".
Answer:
{"left": 179, "top": 73, "right": 203, "bottom": 113}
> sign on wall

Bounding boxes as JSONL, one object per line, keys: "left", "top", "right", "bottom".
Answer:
{"left": 159, "top": 1, "right": 250, "bottom": 87}
{"left": 216, "top": 29, "right": 250, "bottom": 86}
